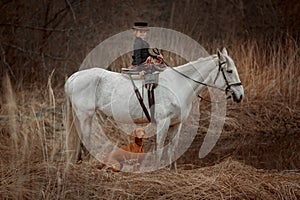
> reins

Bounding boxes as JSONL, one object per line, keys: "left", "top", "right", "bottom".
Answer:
{"left": 168, "top": 64, "right": 226, "bottom": 92}
{"left": 166, "top": 61, "right": 227, "bottom": 103}
{"left": 156, "top": 50, "right": 242, "bottom": 103}
{"left": 152, "top": 48, "right": 224, "bottom": 91}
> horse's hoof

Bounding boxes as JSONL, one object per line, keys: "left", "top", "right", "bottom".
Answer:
{"left": 169, "top": 166, "right": 178, "bottom": 173}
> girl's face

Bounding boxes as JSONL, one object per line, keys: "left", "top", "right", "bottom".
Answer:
{"left": 135, "top": 30, "right": 147, "bottom": 40}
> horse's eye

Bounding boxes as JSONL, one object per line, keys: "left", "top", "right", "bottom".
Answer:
{"left": 227, "top": 70, "right": 233, "bottom": 73}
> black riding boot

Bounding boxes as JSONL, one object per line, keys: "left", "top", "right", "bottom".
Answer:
{"left": 147, "top": 84, "right": 156, "bottom": 124}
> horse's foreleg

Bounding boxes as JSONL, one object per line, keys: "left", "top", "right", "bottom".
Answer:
{"left": 167, "top": 123, "right": 182, "bottom": 173}
{"left": 155, "top": 118, "right": 170, "bottom": 168}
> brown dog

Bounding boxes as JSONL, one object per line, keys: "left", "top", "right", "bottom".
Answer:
{"left": 102, "top": 128, "right": 148, "bottom": 172}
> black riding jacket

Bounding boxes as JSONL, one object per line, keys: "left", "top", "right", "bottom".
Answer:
{"left": 131, "top": 37, "right": 151, "bottom": 65}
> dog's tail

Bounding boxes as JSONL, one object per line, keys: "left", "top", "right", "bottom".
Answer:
{"left": 95, "top": 163, "right": 106, "bottom": 170}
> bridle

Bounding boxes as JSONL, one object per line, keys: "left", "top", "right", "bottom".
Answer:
{"left": 213, "top": 53, "right": 243, "bottom": 95}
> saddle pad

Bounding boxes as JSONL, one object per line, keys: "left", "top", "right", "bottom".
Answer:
{"left": 121, "top": 73, "right": 142, "bottom": 80}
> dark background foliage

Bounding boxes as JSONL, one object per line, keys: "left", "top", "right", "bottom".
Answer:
{"left": 1, "top": 0, "right": 299, "bottom": 88}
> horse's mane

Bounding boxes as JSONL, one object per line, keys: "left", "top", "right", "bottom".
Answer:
{"left": 175, "top": 55, "right": 217, "bottom": 69}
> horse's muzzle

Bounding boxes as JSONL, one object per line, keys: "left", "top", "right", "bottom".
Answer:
{"left": 232, "top": 92, "right": 243, "bottom": 103}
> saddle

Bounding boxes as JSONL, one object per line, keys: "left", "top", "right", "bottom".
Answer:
{"left": 121, "top": 66, "right": 162, "bottom": 124}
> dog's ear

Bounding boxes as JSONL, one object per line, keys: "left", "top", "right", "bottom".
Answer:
{"left": 143, "top": 130, "right": 149, "bottom": 139}
{"left": 130, "top": 129, "right": 136, "bottom": 140}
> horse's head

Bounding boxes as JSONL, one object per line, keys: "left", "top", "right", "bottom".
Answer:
{"left": 213, "top": 48, "right": 244, "bottom": 103}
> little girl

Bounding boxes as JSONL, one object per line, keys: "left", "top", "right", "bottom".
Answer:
{"left": 130, "top": 22, "right": 165, "bottom": 73}
{"left": 129, "top": 22, "right": 166, "bottom": 123}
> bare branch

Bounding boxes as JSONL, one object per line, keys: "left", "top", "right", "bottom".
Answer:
{"left": 65, "top": 0, "right": 77, "bottom": 22}
{"left": 2, "top": 42, "right": 68, "bottom": 61}
{"left": 0, "top": 23, "right": 69, "bottom": 32}
{"left": 0, "top": 43, "right": 16, "bottom": 80}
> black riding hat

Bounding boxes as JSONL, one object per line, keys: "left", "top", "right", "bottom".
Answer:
{"left": 132, "top": 22, "right": 149, "bottom": 31}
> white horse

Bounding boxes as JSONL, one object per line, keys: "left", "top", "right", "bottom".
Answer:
{"left": 65, "top": 48, "right": 244, "bottom": 171}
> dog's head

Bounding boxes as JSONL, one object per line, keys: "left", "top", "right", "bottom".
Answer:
{"left": 130, "top": 128, "right": 148, "bottom": 141}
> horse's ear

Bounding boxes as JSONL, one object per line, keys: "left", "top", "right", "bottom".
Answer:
{"left": 217, "top": 48, "right": 225, "bottom": 61}
{"left": 143, "top": 130, "right": 149, "bottom": 139}
{"left": 217, "top": 48, "right": 221, "bottom": 58}
{"left": 222, "top": 47, "right": 228, "bottom": 55}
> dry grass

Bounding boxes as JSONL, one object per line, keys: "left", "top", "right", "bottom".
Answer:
{"left": 1, "top": 37, "right": 300, "bottom": 199}
{"left": 53, "top": 158, "right": 299, "bottom": 199}
{"left": 234, "top": 37, "right": 300, "bottom": 106}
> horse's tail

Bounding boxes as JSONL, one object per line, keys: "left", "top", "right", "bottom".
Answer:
{"left": 65, "top": 93, "right": 81, "bottom": 163}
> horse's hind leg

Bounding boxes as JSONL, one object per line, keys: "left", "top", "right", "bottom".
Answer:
{"left": 75, "top": 110, "right": 94, "bottom": 161}
{"left": 67, "top": 110, "right": 92, "bottom": 162}
{"left": 77, "top": 141, "right": 90, "bottom": 161}
{"left": 65, "top": 97, "right": 82, "bottom": 163}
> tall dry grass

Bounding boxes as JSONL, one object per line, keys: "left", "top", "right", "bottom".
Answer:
{"left": 233, "top": 37, "right": 300, "bottom": 107}
{"left": 0, "top": 73, "right": 66, "bottom": 199}
{"left": 0, "top": 37, "right": 300, "bottom": 199}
